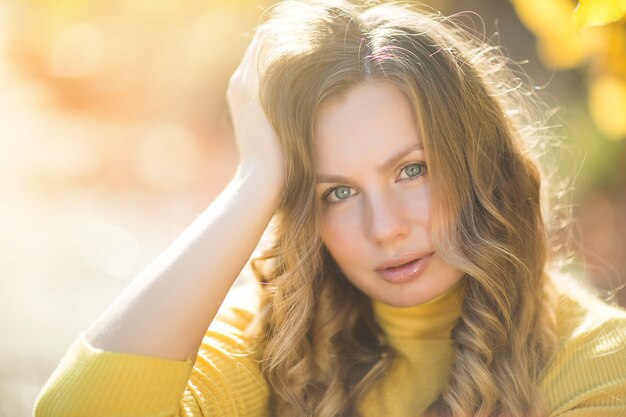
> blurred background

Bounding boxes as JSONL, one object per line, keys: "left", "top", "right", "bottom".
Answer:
{"left": 0, "top": 0, "right": 624, "bottom": 415}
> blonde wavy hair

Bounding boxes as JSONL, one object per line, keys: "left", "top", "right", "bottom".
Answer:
{"left": 250, "top": 1, "right": 561, "bottom": 416}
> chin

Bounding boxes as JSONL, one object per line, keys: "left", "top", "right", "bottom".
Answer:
{"left": 366, "top": 273, "right": 464, "bottom": 307}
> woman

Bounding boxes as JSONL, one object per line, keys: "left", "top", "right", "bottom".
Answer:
{"left": 34, "top": 1, "right": 626, "bottom": 416}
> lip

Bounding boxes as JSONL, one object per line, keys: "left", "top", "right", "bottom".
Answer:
{"left": 375, "top": 252, "right": 434, "bottom": 284}
{"left": 375, "top": 252, "right": 433, "bottom": 270}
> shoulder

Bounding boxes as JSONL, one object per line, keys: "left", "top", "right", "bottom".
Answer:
{"left": 551, "top": 272, "right": 626, "bottom": 345}
{"left": 541, "top": 273, "right": 626, "bottom": 416}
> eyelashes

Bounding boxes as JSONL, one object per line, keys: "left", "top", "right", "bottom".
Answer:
{"left": 398, "top": 161, "right": 426, "bottom": 181}
{"left": 321, "top": 161, "right": 427, "bottom": 205}
{"left": 322, "top": 185, "right": 353, "bottom": 204}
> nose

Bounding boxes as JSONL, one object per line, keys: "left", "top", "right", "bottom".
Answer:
{"left": 365, "top": 191, "right": 410, "bottom": 246}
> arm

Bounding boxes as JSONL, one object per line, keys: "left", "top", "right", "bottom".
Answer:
{"left": 83, "top": 165, "right": 281, "bottom": 363}
{"left": 33, "top": 294, "right": 269, "bottom": 417}
{"left": 34, "top": 27, "right": 282, "bottom": 417}
{"left": 83, "top": 26, "right": 284, "bottom": 364}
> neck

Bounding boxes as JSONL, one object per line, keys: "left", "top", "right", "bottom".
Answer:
{"left": 372, "top": 280, "right": 465, "bottom": 341}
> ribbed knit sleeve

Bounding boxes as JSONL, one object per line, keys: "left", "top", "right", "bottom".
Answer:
{"left": 34, "top": 292, "right": 270, "bottom": 417}
{"left": 541, "top": 283, "right": 626, "bottom": 417}
{"left": 33, "top": 333, "right": 194, "bottom": 417}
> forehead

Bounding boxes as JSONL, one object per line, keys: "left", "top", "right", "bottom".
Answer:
{"left": 313, "top": 81, "right": 422, "bottom": 171}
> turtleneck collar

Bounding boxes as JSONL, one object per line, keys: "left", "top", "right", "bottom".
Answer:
{"left": 372, "top": 279, "right": 465, "bottom": 341}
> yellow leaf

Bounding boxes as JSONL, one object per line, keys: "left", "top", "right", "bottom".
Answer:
{"left": 589, "top": 75, "right": 626, "bottom": 139}
{"left": 511, "top": 0, "right": 594, "bottom": 68}
{"left": 573, "top": 0, "right": 626, "bottom": 29}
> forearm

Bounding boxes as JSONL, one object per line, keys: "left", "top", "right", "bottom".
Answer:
{"left": 83, "top": 164, "right": 282, "bottom": 363}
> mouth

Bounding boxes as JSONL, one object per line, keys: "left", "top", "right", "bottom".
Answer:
{"left": 386, "top": 259, "right": 419, "bottom": 270}
{"left": 375, "top": 252, "right": 433, "bottom": 271}
{"left": 376, "top": 253, "right": 434, "bottom": 284}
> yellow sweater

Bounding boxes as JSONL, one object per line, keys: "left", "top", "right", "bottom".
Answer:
{"left": 34, "top": 276, "right": 626, "bottom": 417}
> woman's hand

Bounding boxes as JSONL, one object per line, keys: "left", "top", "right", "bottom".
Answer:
{"left": 227, "top": 27, "right": 285, "bottom": 183}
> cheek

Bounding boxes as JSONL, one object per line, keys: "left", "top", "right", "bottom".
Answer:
{"left": 320, "top": 210, "right": 363, "bottom": 265}
{"left": 400, "top": 184, "right": 432, "bottom": 226}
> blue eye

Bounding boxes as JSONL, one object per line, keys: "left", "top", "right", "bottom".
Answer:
{"left": 323, "top": 185, "right": 354, "bottom": 204}
{"left": 333, "top": 186, "right": 352, "bottom": 200}
{"left": 399, "top": 162, "right": 426, "bottom": 180}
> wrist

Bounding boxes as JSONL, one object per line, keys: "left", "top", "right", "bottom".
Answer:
{"left": 235, "top": 160, "right": 285, "bottom": 192}
{"left": 238, "top": 157, "right": 285, "bottom": 179}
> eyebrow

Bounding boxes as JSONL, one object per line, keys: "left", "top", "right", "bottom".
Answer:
{"left": 316, "top": 143, "right": 423, "bottom": 184}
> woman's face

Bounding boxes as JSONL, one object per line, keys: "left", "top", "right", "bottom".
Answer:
{"left": 314, "top": 81, "right": 465, "bottom": 307}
